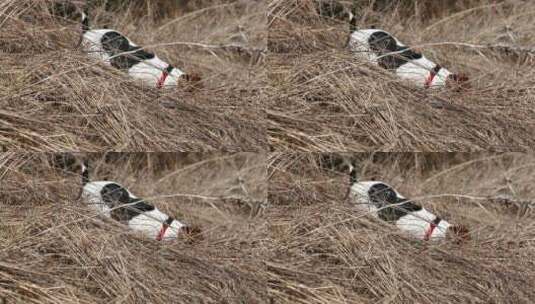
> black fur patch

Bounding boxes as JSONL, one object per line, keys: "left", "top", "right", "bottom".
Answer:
{"left": 101, "top": 183, "right": 130, "bottom": 206}
{"left": 101, "top": 32, "right": 129, "bottom": 53}
{"left": 100, "top": 31, "right": 155, "bottom": 70}
{"left": 368, "top": 183, "right": 398, "bottom": 205}
{"left": 367, "top": 183, "right": 422, "bottom": 222}
{"left": 112, "top": 198, "right": 156, "bottom": 222}
{"left": 100, "top": 183, "right": 155, "bottom": 222}
{"left": 367, "top": 31, "right": 422, "bottom": 70}
{"left": 378, "top": 199, "right": 422, "bottom": 222}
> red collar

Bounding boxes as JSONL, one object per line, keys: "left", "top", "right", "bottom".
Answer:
{"left": 424, "top": 64, "right": 442, "bottom": 88}
{"left": 423, "top": 217, "right": 442, "bottom": 241}
{"left": 156, "top": 65, "right": 174, "bottom": 89}
{"left": 156, "top": 217, "right": 174, "bottom": 241}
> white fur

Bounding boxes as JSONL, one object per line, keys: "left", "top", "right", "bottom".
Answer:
{"left": 348, "top": 29, "right": 452, "bottom": 87}
{"left": 82, "top": 29, "right": 184, "bottom": 88}
{"left": 395, "top": 208, "right": 450, "bottom": 240}
{"left": 349, "top": 181, "right": 451, "bottom": 240}
{"left": 81, "top": 181, "right": 184, "bottom": 241}
{"left": 347, "top": 11, "right": 354, "bottom": 22}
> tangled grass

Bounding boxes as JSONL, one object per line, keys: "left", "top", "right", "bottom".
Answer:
{"left": 0, "top": 0, "right": 267, "bottom": 151}
{"left": 0, "top": 152, "right": 267, "bottom": 303}
{"left": 267, "top": 152, "right": 535, "bottom": 303}
{"left": 3, "top": 0, "right": 535, "bottom": 303}
{"left": 268, "top": 0, "right": 535, "bottom": 151}
{"left": 3, "top": 153, "right": 535, "bottom": 303}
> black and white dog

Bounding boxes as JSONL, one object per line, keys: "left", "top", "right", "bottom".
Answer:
{"left": 80, "top": 12, "right": 201, "bottom": 89}
{"left": 346, "top": 166, "right": 469, "bottom": 241}
{"left": 79, "top": 160, "right": 198, "bottom": 241}
{"left": 345, "top": 17, "right": 469, "bottom": 88}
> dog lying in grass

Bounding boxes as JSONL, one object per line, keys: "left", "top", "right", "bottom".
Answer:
{"left": 79, "top": 160, "right": 201, "bottom": 241}
{"left": 315, "top": 1, "right": 469, "bottom": 89}
{"left": 333, "top": 3, "right": 469, "bottom": 90}
{"left": 346, "top": 166, "right": 469, "bottom": 241}
{"left": 80, "top": 11, "right": 201, "bottom": 89}
{"left": 347, "top": 28, "right": 469, "bottom": 89}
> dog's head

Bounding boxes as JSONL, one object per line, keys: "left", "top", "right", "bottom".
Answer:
{"left": 179, "top": 73, "right": 203, "bottom": 91}
{"left": 446, "top": 224, "right": 470, "bottom": 243}
{"left": 180, "top": 225, "right": 203, "bottom": 244}
{"left": 446, "top": 73, "right": 470, "bottom": 90}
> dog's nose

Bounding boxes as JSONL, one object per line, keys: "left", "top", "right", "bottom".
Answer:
{"left": 446, "top": 225, "right": 470, "bottom": 242}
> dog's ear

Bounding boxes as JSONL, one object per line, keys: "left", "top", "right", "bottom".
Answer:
{"left": 446, "top": 225, "right": 470, "bottom": 243}
{"left": 446, "top": 73, "right": 470, "bottom": 90}
{"left": 181, "top": 225, "right": 203, "bottom": 244}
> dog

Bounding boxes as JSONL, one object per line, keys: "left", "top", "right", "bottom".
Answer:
{"left": 346, "top": 166, "right": 469, "bottom": 241}
{"left": 347, "top": 28, "right": 469, "bottom": 89}
{"left": 79, "top": 11, "right": 201, "bottom": 89}
{"left": 79, "top": 160, "right": 200, "bottom": 241}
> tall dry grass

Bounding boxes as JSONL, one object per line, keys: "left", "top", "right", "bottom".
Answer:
{"left": 267, "top": 152, "right": 535, "bottom": 303}
{"left": 4, "top": 152, "right": 535, "bottom": 303}
{"left": 0, "top": 152, "right": 268, "bottom": 303}
{"left": 268, "top": 0, "right": 535, "bottom": 151}
{"left": 0, "top": 0, "right": 267, "bottom": 151}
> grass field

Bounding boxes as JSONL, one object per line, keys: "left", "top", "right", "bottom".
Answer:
{"left": 3, "top": 153, "right": 535, "bottom": 303}
{"left": 268, "top": 0, "right": 535, "bottom": 151}
{"left": 267, "top": 152, "right": 535, "bottom": 303}
{"left": 3, "top": 0, "right": 535, "bottom": 303}
{"left": 0, "top": 152, "right": 267, "bottom": 303}
{"left": 0, "top": 0, "right": 267, "bottom": 151}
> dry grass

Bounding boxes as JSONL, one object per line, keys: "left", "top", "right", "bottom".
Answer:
{"left": 267, "top": 152, "right": 535, "bottom": 303}
{"left": 268, "top": 0, "right": 535, "bottom": 151}
{"left": 0, "top": 0, "right": 267, "bottom": 151}
{"left": 5, "top": 0, "right": 535, "bottom": 303}
{"left": 4, "top": 153, "right": 535, "bottom": 303}
{"left": 0, "top": 152, "right": 268, "bottom": 303}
